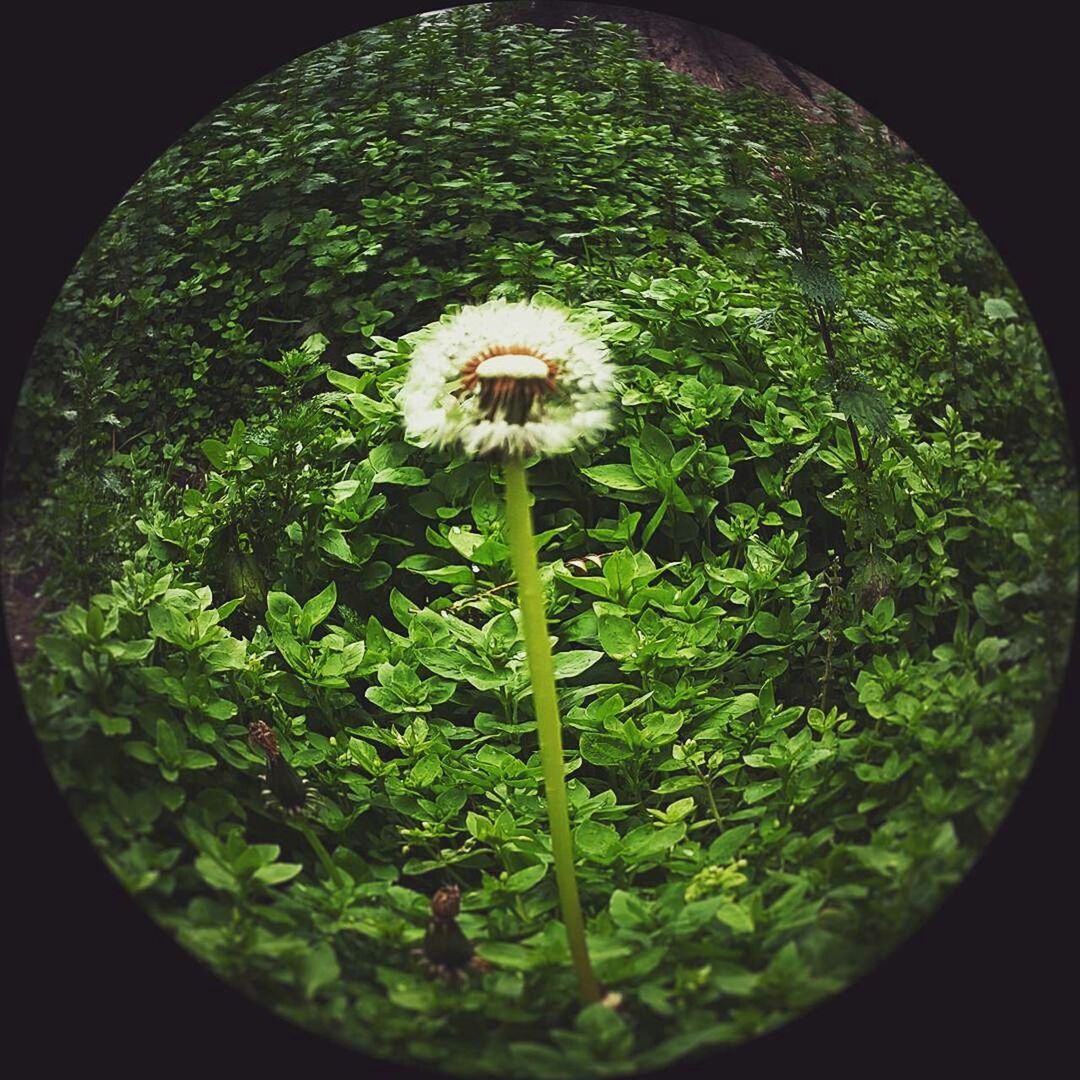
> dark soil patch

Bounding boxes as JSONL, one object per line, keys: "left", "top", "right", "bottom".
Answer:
{"left": 2, "top": 558, "right": 49, "bottom": 666}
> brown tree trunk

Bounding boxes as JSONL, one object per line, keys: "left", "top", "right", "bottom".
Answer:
{"left": 509, "top": 2, "right": 878, "bottom": 124}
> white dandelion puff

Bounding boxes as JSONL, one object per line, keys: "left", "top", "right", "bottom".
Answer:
{"left": 398, "top": 298, "right": 615, "bottom": 458}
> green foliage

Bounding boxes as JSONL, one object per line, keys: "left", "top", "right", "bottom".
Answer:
{"left": 9, "top": 7, "right": 1076, "bottom": 1078}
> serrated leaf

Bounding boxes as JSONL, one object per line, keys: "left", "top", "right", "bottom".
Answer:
{"left": 791, "top": 256, "right": 843, "bottom": 309}
{"left": 834, "top": 381, "right": 893, "bottom": 435}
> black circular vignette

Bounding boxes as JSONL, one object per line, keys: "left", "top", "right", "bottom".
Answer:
{"left": 5, "top": 3, "right": 1076, "bottom": 1078}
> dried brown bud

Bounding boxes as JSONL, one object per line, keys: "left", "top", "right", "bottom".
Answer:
{"left": 431, "top": 884, "right": 462, "bottom": 921}
{"left": 247, "top": 719, "right": 281, "bottom": 760}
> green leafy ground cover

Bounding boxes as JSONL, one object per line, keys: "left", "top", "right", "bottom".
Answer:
{"left": 6, "top": 8, "right": 1077, "bottom": 1076}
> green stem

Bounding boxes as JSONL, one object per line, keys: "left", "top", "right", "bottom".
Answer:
{"left": 503, "top": 456, "right": 601, "bottom": 1005}
{"left": 820, "top": 630, "right": 835, "bottom": 713}
{"left": 694, "top": 765, "right": 724, "bottom": 834}
{"left": 294, "top": 819, "right": 344, "bottom": 890}
{"left": 845, "top": 415, "right": 866, "bottom": 472}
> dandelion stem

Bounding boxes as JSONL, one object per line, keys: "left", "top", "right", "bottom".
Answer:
{"left": 503, "top": 455, "right": 600, "bottom": 1005}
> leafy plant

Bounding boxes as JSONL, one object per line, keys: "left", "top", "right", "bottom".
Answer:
{"left": 7, "top": 7, "right": 1075, "bottom": 1078}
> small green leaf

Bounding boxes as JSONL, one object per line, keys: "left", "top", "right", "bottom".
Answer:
{"left": 195, "top": 855, "right": 237, "bottom": 893}
{"left": 319, "top": 529, "right": 358, "bottom": 564}
{"left": 609, "top": 889, "right": 652, "bottom": 929}
{"left": 253, "top": 862, "right": 304, "bottom": 886}
{"left": 504, "top": 864, "right": 546, "bottom": 892}
{"left": 155, "top": 719, "right": 182, "bottom": 764}
{"left": 551, "top": 650, "right": 603, "bottom": 680}
{"left": 983, "top": 297, "right": 1017, "bottom": 322}
{"left": 621, "top": 822, "right": 686, "bottom": 862}
{"left": 743, "top": 780, "right": 783, "bottom": 804}
{"left": 975, "top": 636, "right": 1008, "bottom": 666}
{"left": 299, "top": 582, "right": 337, "bottom": 639}
{"left": 598, "top": 614, "right": 637, "bottom": 661}
{"left": 199, "top": 438, "right": 230, "bottom": 469}
{"left": 94, "top": 710, "right": 131, "bottom": 736}
{"left": 579, "top": 732, "right": 633, "bottom": 766}
{"left": 105, "top": 639, "right": 156, "bottom": 663}
{"left": 266, "top": 591, "right": 302, "bottom": 626}
{"left": 574, "top": 820, "right": 621, "bottom": 861}
{"left": 201, "top": 637, "right": 247, "bottom": 671}
{"left": 407, "top": 755, "right": 442, "bottom": 788}
{"left": 474, "top": 941, "right": 536, "bottom": 971}
{"left": 580, "top": 464, "right": 647, "bottom": 491}
{"left": 715, "top": 899, "right": 755, "bottom": 933}
{"left": 708, "top": 824, "right": 756, "bottom": 862}
{"left": 972, "top": 584, "right": 1004, "bottom": 624}
{"left": 300, "top": 942, "right": 340, "bottom": 999}
{"left": 181, "top": 749, "right": 217, "bottom": 770}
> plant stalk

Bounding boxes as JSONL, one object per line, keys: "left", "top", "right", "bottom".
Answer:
{"left": 845, "top": 416, "right": 866, "bottom": 472}
{"left": 294, "top": 819, "right": 344, "bottom": 890}
{"left": 503, "top": 455, "right": 601, "bottom": 1005}
{"left": 693, "top": 764, "right": 725, "bottom": 834}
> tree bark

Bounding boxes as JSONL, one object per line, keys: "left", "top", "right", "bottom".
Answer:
{"left": 501, "top": 1, "right": 898, "bottom": 135}
{"left": 509, "top": 2, "right": 882, "bottom": 126}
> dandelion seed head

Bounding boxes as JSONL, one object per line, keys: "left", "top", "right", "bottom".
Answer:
{"left": 399, "top": 298, "right": 615, "bottom": 458}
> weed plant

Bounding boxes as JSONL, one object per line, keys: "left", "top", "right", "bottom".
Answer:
{"left": 5, "top": 8, "right": 1077, "bottom": 1076}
